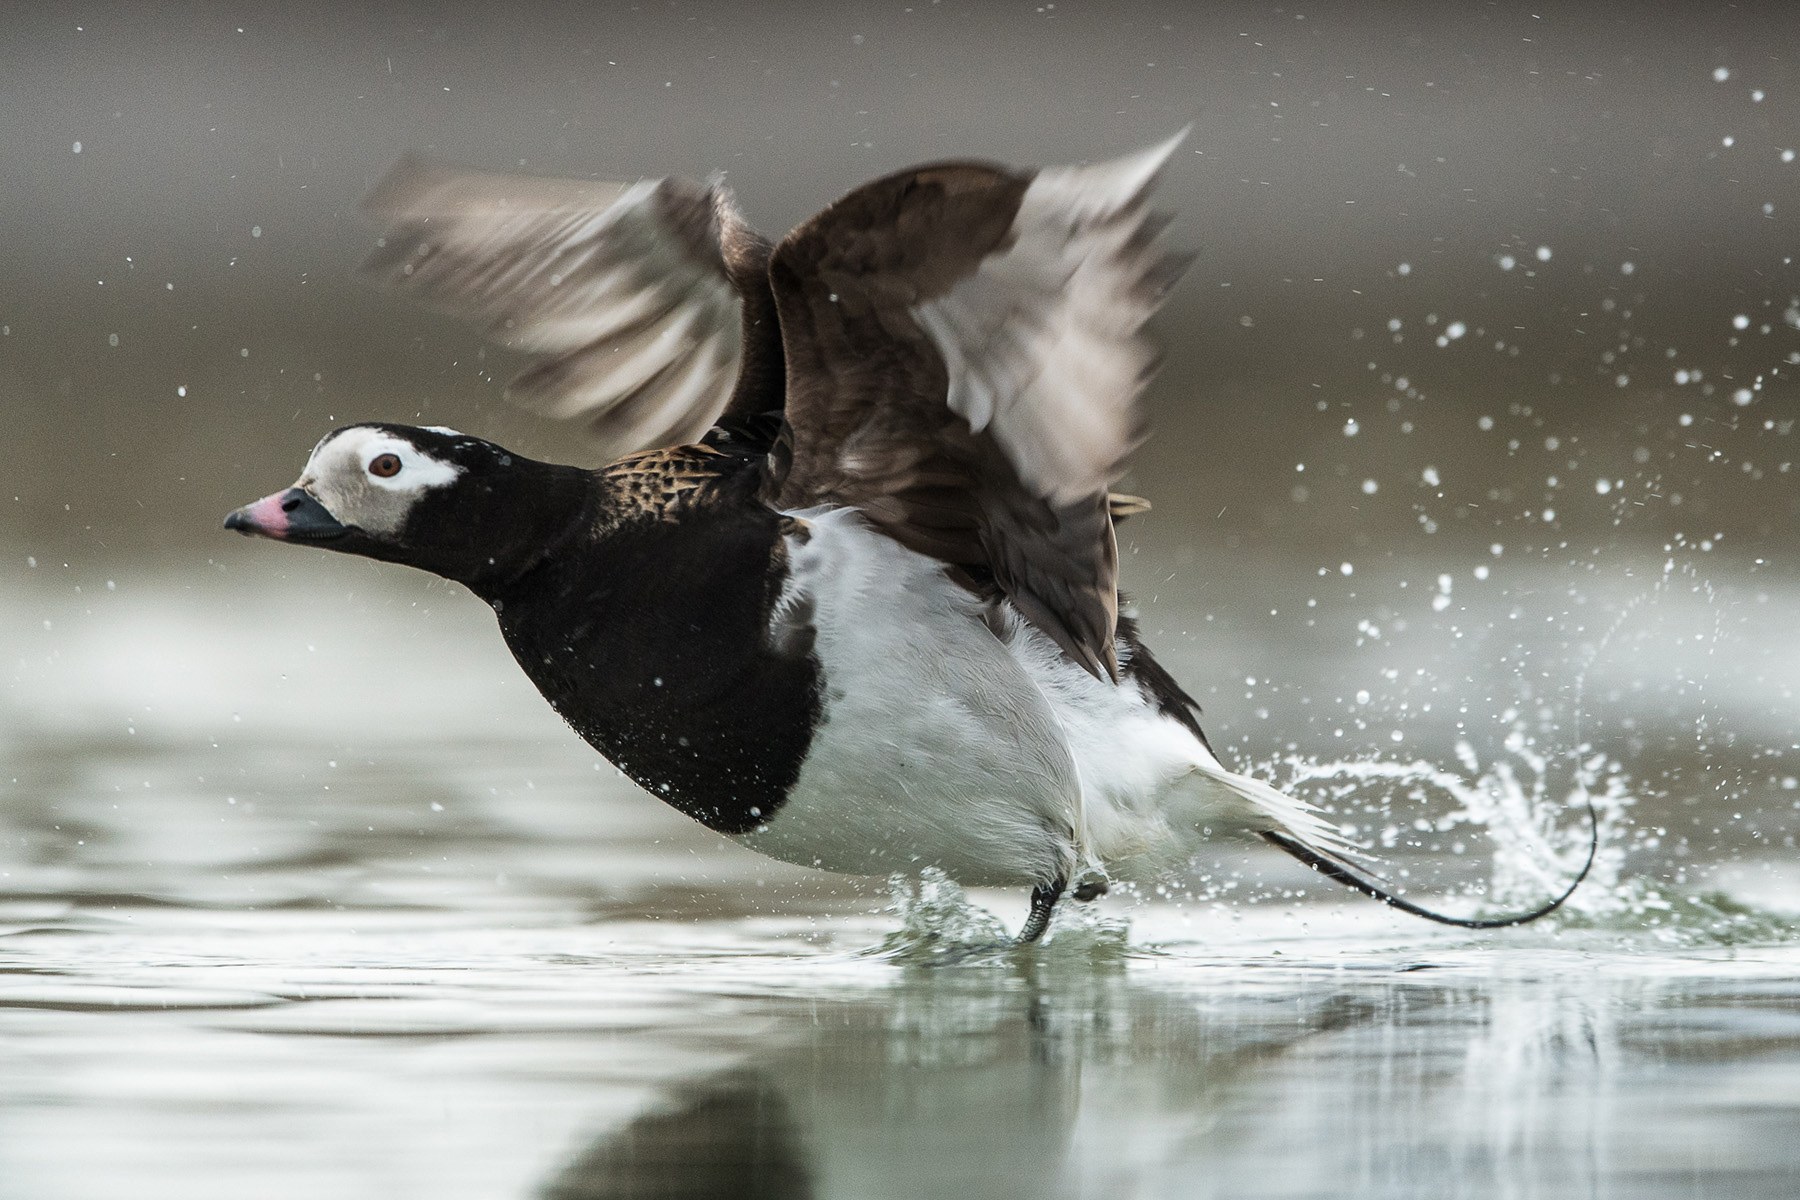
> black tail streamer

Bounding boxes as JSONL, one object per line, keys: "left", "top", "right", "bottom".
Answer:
{"left": 1262, "top": 799, "right": 1599, "bottom": 929}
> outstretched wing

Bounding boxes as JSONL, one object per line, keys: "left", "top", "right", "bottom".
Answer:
{"left": 766, "top": 133, "right": 1189, "bottom": 679}
{"left": 358, "top": 155, "right": 784, "bottom": 460}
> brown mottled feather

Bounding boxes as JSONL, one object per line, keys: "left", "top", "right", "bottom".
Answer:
{"left": 594, "top": 443, "right": 739, "bottom": 532}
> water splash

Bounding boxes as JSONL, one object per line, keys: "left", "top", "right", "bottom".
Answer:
{"left": 874, "top": 870, "right": 1014, "bottom": 964}
{"left": 1280, "top": 738, "right": 1627, "bottom": 916}
{"left": 1276, "top": 741, "right": 1799, "bottom": 945}
{"left": 1609, "top": 889, "right": 1800, "bottom": 946}
{"left": 873, "top": 869, "right": 1134, "bottom": 965}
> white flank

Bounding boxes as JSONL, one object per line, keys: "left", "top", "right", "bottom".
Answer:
{"left": 740, "top": 509, "right": 1084, "bottom": 886}
{"left": 743, "top": 511, "right": 1351, "bottom": 887}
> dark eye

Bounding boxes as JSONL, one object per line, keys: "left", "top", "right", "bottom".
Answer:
{"left": 369, "top": 453, "right": 402, "bottom": 478}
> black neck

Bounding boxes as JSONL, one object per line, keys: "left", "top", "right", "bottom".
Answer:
{"left": 445, "top": 460, "right": 598, "bottom": 602}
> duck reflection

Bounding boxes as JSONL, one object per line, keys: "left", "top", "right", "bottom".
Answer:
{"left": 541, "top": 1070, "right": 815, "bottom": 1200}
{"left": 531, "top": 948, "right": 1800, "bottom": 1199}
{"left": 536, "top": 953, "right": 1388, "bottom": 1200}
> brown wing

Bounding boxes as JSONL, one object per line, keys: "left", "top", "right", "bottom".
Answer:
{"left": 358, "top": 155, "right": 783, "bottom": 461}
{"left": 766, "top": 134, "right": 1189, "bottom": 679}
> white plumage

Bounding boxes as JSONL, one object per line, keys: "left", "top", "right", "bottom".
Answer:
{"left": 741, "top": 511, "right": 1350, "bottom": 890}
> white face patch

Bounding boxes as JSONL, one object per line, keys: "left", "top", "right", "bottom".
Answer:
{"left": 297, "top": 427, "right": 465, "bottom": 536}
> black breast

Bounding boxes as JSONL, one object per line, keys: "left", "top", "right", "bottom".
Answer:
{"left": 493, "top": 478, "right": 821, "bottom": 835}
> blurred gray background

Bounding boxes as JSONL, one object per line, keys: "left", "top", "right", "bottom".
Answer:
{"left": 3, "top": 0, "right": 1793, "bottom": 556}
{"left": 2, "top": 0, "right": 1796, "bottom": 846}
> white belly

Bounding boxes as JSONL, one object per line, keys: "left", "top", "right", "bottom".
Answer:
{"left": 734, "top": 509, "right": 1322, "bottom": 888}
{"left": 736, "top": 509, "right": 1083, "bottom": 886}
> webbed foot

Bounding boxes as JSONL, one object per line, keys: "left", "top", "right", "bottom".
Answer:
{"left": 1018, "top": 880, "right": 1065, "bottom": 944}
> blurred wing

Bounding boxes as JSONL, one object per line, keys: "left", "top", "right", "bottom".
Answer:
{"left": 768, "top": 133, "right": 1189, "bottom": 679}
{"left": 359, "top": 155, "right": 780, "bottom": 458}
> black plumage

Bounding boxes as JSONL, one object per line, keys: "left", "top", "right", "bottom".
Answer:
{"left": 489, "top": 448, "right": 821, "bottom": 835}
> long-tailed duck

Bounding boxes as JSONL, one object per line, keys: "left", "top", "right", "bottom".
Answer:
{"left": 227, "top": 136, "right": 1593, "bottom": 941}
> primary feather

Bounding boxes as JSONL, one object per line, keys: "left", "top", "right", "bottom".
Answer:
{"left": 359, "top": 155, "right": 775, "bottom": 457}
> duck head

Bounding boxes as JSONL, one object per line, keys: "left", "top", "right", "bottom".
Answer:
{"left": 225, "top": 423, "right": 582, "bottom": 593}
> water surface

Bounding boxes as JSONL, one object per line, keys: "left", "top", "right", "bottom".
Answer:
{"left": 4, "top": 572, "right": 1798, "bottom": 1199}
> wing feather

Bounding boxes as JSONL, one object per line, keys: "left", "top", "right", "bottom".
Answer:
{"left": 767, "top": 134, "right": 1189, "bottom": 678}
{"left": 358, "top": 155, "right": 779, "bottom": 460}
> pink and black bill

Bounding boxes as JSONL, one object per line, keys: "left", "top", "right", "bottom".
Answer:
{"left": 224, "top": 488, "right": 348, "bottom": 541}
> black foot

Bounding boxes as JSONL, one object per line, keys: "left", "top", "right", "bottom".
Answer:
{"left": 1018, "top": 880, "right": 1065, "bottom": 944}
